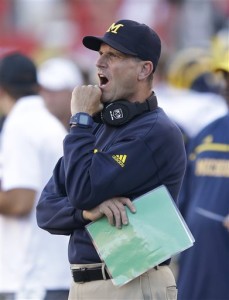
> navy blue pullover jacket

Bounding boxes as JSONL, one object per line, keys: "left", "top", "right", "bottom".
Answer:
{"left": 36, "top": 107, "right": 186, "bottom": 264}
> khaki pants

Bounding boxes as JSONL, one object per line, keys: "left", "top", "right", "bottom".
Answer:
{"left": 68, "top": 265, "right": 177, "bottom": 300}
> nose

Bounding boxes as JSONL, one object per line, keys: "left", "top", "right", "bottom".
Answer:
{"left": 96, "top": 54, "right": 106, "bottom": 69}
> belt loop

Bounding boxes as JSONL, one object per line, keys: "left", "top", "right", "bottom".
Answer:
{"left": 101, "top": 263, "right": 107, "bottom": 280}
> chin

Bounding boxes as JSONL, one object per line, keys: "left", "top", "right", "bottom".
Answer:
{"left": 101, "top": 94, "right": 112, "bottom": 103}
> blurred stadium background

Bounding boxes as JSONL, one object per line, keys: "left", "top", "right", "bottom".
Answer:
{"left": 0, "top": 0, "right": 228, "bottom": 77}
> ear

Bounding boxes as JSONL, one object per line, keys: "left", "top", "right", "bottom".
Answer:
{"left": 138, "top": 61, "right": 154, "bottom": 80}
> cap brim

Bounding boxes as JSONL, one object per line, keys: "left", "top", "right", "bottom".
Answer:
{"left": 83, "top": 36, "right": 137, "bottom": 57}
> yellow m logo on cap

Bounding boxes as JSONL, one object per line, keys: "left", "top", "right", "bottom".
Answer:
{"left": 107, "top": 23, "right": 124, "bottom": 34}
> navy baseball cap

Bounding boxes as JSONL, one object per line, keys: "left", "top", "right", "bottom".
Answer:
{"left": 0, "top": 52, "right": 37, "bottom": 87}
{"left": 83, "top": 19, "right": 161, "bottom": 73}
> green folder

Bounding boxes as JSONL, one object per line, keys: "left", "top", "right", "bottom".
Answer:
{"left": 86, "top": 185, "right": 194, "bottom": 286}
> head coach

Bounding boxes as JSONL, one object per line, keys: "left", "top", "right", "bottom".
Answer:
{"left": 36, "top": 19, "right": 186, "bottom": 300}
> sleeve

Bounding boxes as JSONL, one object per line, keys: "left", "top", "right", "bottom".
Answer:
{"left": 177, "top": 165, "right": 190, "bottom": 217}
{"left": 64, "top": 126, "right": 160, "bottom": 210}
{"left": 178, "top": 135, "right": 198, "bottom": 217}
{"left": 36, "top": 158, "right": 90, "bottom": 235}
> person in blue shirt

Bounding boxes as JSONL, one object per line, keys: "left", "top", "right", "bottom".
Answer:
{"left": 36, "top": 19, "right": 186, "bottom": 300}
{"left": 177, "top": 47, "right": 229, "bottom": 300}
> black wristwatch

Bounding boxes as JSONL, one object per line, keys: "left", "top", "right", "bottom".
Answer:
{"left": 69, "top": 113, "right": 94, "bottom": 128}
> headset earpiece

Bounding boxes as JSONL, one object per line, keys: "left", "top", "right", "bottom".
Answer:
{"left": 93, "top": 94, "right": 158, "bottom": 126}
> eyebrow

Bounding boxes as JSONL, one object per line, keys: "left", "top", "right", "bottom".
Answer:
{"left": 99, "top": 49, "right": 139, "bottom": 61}
{"left": 99, "top": 48, "right": 121, "bottom": 55}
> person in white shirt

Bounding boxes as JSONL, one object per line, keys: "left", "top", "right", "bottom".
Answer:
{"left": 0, "top": 52, "right": 71, "bottom": 300}
{"left": 38, "top": 57, "right": 84, "bottom": 130}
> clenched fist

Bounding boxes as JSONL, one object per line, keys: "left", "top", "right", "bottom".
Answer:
{"left": 71, "top": 85, "right": 104, "bottom": 116}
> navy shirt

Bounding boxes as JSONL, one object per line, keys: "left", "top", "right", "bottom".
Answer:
{"left": 36, "top": 107, "right": 186, "bottom": 264}
{"left": 177, "top": 114, "right": 229, "bottom": 300}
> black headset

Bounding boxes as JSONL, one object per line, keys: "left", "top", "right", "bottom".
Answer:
{"left": 93, "top": 93, "right": 158, "bottom": 126}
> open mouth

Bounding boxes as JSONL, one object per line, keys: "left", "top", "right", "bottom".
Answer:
{"left": 98, "top": 74, "right": 109, "bottom": 87}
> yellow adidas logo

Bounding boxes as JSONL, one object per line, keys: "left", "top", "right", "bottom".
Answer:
{"left": 112, "top": 154, "right": 127, "bottom": 167}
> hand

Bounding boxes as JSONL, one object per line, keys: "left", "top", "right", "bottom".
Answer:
{"left": 83, "top": 197, "right": 136, "bottom": 229}
{"left": 71, "top": 85, "right": 103, "bottom": 116}
{"left": 223, "top": 214, "right": 229, "bottom": 230}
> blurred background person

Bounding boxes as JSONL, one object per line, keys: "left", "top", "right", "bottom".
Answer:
{"left": 38, "top": 57, "right": 84, "bottom": 130}
{"left": 176, "top": 41, "right": 229, "bottom": 300}
{"left": 153, "top": 31, "right": 229, "bottom": 279}
{"left": 1, "top": 0, "right": 228, "bottom": 74}
{"left": 0, "top": 116, "right": 5, "bottom": 132}
{"left": 154, "top": 46, "right": 228, "bottom": 142}
{"left": 0, "top": 52, "right": 70, "bottom": 300}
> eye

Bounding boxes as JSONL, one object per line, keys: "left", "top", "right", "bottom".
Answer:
{"left": 110, "top": 52, "right": 117, "bottom": 58}
{"left": 103, "top": 53, "right": 117, "bottom": 62}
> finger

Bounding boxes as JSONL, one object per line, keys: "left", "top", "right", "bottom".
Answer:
{"left": 223, "top": 216, "right": 229, "bottom": 230}
{"left": 119, "top": 197, "right": 136, "bottom": 213}
{"left": 108, "top": 201, "right": 122, "bottom": 229}
{"left": 100, "top": 205, "right": 115, "bottom": 226}
{"left": 113, "top": 199, "right": 128, "bottom": 226}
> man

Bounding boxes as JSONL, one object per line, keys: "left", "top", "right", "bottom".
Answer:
{"left": 36, "top": 20, "right": 186, "bottom": 300}
{"left": 0, "top": 53, "right": 71, "bottom": 300}
{"left": 177, "top": 46, "right": 229, "bottom": 299}
{"left": 38, "top": 57, "right": 84, "bottom": 130}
